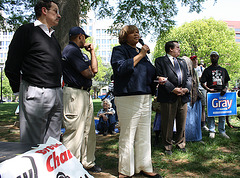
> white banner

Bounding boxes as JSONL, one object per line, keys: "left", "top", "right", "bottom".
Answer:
{"left": 0, "top": 137, "right": 93, "bottom": 178}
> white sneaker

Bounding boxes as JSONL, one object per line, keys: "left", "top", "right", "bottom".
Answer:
{"left": 220, "top": 132, "right": 230, "bottom": 139}
{"left": 209, "top": 132, "right": 215, "bottom": 138}
{"left": 202, "top": 125, "right": 209, "bottom": 131}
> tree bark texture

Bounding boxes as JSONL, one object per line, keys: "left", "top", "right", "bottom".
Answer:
{"left": 54, "top": 0, "right": 81, "bottom": 50}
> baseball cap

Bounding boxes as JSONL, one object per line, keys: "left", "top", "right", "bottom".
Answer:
{"left": 210, "top": 51, "right": 219, "bottom": 56}
{"left": 69, "top": 26, "right": 90, "bottom": 38}
{"left": 190, "top": 55, "right": 197, "bottom": 60}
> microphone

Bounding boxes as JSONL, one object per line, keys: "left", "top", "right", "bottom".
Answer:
{"left": 139, "top": 39, "right": 150, "bottom": 54}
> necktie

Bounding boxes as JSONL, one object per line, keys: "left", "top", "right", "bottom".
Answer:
{"left": 173, "top": 58, "right": 182, "bottom": 86}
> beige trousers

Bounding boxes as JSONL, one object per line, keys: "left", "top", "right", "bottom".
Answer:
{"left": 62, "top": 86, "right": 96, "bottom": 169}
{"left": 115, "top": 94, "right": 153, "bottom": 176}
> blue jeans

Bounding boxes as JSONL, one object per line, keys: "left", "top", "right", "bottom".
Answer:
{"left": 97, "top": 114, "right": 116, "bottom": 133}
{"left": 207, "top": 116, "right": 226, "bottom": 134}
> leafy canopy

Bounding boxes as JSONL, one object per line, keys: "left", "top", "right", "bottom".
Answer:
{"left": 0, "top": 0, "right": 214, "bottom": 36}
{"left": 153, "top": 18, "right": 240, "bottom": 88}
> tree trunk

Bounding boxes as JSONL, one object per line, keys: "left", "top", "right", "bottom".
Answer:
{"left": 54, "top": 0, "right": 81, "bottom": 50}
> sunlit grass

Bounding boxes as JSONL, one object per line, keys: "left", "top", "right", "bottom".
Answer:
{"left": 1, "top": 100, "right": 240, "bottom": 177}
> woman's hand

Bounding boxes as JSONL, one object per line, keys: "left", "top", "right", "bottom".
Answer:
{"left": 102, "top": 115, "right": 108, "bottom": 121}
{"left": 140, "top": 44, "right": 150, "bottom": 56}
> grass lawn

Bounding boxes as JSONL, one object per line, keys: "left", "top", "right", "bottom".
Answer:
{"left": 0, "top": 100, "right": 240, "bottom": 177}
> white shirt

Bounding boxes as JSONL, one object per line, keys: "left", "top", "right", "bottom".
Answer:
{"left": 34, "top": 20, "right": 55, "bottom": 37}
{"left": 167, "top": 54, "right": 175, "bottom": 66}
{"left": 196, "top": 65, "right": 205, "bottom": 89}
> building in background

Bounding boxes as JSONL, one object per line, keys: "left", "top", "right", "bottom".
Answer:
{"left": 0, "top": 10, "right": 156, "bottom": 67}
{"left": 0, "top": 11, "right": 119, "bottom": 67}
{"left": 0, "top": 30, "right": 13, "bottom": 65}
{"left": 81, "top": 11, "right": 119, "bottom": 66}
{"left": 225, "top": 21, "right": 240, "bottom": 43}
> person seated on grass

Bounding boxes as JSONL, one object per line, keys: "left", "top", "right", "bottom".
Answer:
{"left": 97, "top": 99, "right": 116, "bottom": 136}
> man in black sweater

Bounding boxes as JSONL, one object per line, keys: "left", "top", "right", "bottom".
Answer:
{"left": 5, "top": 0, "right": 62, "bottom": 144}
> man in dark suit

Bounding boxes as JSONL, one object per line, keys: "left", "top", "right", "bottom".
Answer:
{"left": 155, "top": 41, "right": 191, "bottom": 155}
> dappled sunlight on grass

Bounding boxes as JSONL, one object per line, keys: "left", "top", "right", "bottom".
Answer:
{"left": 1, "top": 100, "right": 240, "bottom": 177}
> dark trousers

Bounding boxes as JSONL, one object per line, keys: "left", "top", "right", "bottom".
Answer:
{"left": 160, "top": 97, "right": 187, "bottom": 151}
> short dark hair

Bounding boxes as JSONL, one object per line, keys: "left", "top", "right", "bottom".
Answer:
{"left": 118, "top": 25, "right": 139, "bottom": 45}
{"left": 165, "top": 41, "right": 178, "bottom": 53}
{"left": 34, "top": 0, "right": 58, "bottom": 18}
{"left": 69, "top": 34, "right": 79, "bottom": 41}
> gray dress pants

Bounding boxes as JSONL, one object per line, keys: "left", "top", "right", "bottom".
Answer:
{"left": 19, "top": 80, "right": 63, "bottom": 144}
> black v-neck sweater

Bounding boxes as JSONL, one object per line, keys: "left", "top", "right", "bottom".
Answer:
{"left": 5, "top": 23, "right": 62, "bottom": 93}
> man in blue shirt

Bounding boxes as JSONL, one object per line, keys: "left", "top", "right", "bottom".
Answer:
{"left": 62, "top": 27, "right": 101, "bottom": 172}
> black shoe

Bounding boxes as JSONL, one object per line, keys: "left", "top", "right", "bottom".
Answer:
{"left": 140, "top": 171, "right": 162, "bottom": 178}
{"left": 109, "top": 130, "right": 116, "bottom": 135}
{"left": 165, "top": 150, "right": 172, "bottom": 155}
{"left": 86, "top": 165, "right": 102, "bottom": 172}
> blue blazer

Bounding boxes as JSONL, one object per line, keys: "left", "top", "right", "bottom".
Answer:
{"left": 111, "top": 44, "right": 156, "bottom": 96}
{"left": 155, "top": 55, "right": 191, "bottom": 104}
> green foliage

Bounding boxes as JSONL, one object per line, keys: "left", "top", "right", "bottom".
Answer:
{"left": 94, "top": 57, "right": 107, "bottom": 83}
{"left": 2, "top": 71, "right": 12, "bottom": 99}
{"left": 154, "top": 18, "right": 240, "bottom": 88}
{"left": 0, "top": 0, "right": 212, "bottom": 36}
{"left": 91, "top": 0, "right": 215, "bottom": 37}
{"left": 83, "top": 37, "right": 112, "bottom": 90}
{"left": 0, "top": 69, "right": 16, "bottom": 101}
{"left": 0, "top": 0, "right": 36, "bottom": 31}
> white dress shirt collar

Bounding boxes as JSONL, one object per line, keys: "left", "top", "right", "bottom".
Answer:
{"left": 167, "top": 54, "right": 175, "bottom": 66}
{"left": 34, "top": 20, "right": 55, "bottom": 37}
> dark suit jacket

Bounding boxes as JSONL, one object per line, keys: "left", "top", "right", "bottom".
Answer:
{"left": 155, "top": 55, "right": 191, "bottom": 104}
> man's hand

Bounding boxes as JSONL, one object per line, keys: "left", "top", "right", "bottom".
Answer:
{"left": 172, "top": 87, "right": 183, "bottom": 96}
{"left": 84, "top": 43, "right": 93, "bottom": 52}
{"left": 208, "top": 88, "right": 216, "bottom": 93}
{"left": 158, "top": 76, "right": 167, "bottom": 85}
{"left": 181, "top": 88, "right": 189, "bottom": 95}
{"left": 172, "top": 87, "right": 189, "bottom": 96}
{"left": 220, "top": 88, "right": 227, "bottom": 96}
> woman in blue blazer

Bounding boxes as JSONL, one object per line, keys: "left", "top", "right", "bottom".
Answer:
{"left": 111, "top": 25, "right": 161, "bottom": 178}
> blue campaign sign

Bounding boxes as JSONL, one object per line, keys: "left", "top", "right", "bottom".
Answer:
{"left": 207, "top": 92, "right": 237, "bottom": 117}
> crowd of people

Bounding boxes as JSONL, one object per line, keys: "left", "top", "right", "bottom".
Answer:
{"left": 4, "top": 0, "right": 232, "bottom": 178}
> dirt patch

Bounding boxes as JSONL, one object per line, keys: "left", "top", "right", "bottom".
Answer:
{"left": 217, "top": 146, "right": 233, "bottom": 153}
{"left": 0, "top": 122, "right": 20, "bottom": 142}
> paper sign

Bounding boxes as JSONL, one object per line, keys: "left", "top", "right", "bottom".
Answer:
{"left": 0, "top": 137, "right": 93, "bottom": 178}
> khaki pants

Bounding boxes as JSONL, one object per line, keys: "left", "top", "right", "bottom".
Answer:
{"left": 115, "top": 94, "right": 153, "bottom": 176}
{"left": 62, "top": 86, "right": 96, "bottom": 168}
{"left": 161, "top": 97, "right": 187, "bottom": 151}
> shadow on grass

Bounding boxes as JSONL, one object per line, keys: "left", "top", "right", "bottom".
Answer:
{"left": 151, "top": 127, "right": 240, "bottom": 177}
{"left": 95, "top": 134, "right": 119, "bottom": 177}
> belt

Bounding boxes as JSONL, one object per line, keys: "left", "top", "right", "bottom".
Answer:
{"left": 65, "top": 84, "right": 90, "bottom": 92}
